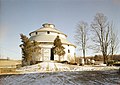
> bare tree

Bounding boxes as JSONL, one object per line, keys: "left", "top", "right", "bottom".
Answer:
{"left": 109, "top": 23, "right": 119, "bottom": 60}
{"left": 74, "top": 21, "right": 88, "bottom": 63}
{"left": 91, "top": 13, "right": 111, "bottom": 64}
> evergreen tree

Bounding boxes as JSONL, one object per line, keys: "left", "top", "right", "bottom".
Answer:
{"left": 31, "top": 40, "right": 41, "bottom": 64}
{"left": 53, "top": 36, "right": 65, "bottom": 61}
{"left": 20, "top": 34, "right": 41, "bottom": 66}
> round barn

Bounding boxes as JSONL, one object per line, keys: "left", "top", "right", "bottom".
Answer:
{"left": 29, "top": 23, "right": 76, "bottom": 62}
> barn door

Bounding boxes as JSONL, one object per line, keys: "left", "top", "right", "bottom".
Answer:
{"left": 50, "top": 48, "right": 54, "bottom": 60}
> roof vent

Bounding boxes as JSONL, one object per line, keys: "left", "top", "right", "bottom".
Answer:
{"left": 42, "top": 23, "right": 55, "bottom": 28}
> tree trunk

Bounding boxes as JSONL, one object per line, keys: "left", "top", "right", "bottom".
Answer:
{"left": 111, "top": 47, "right": 114, "bottom": 60}
{"left": 103, "top": 53, "right": 107, "bottom": 64}
{"left": 83, "top": 49, "right": 86, "bottom": 64}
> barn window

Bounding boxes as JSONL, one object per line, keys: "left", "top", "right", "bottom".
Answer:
{"left": 47, "top": 31, "right": 50, "bottom": 34}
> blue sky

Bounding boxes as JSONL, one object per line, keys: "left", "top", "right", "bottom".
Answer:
{"left": 0, "top": 0, "right": 120, "bottom": 60}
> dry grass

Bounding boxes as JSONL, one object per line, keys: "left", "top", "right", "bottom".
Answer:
{"left": 0, "top": 60, "right": 21, "bottom": 74}
{"left": 0, "top": 60, "right": 21, "bottom": 66}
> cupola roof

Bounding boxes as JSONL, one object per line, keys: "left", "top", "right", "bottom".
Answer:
{"left": 29, "top": 23, "right": 67, "bottom": 37}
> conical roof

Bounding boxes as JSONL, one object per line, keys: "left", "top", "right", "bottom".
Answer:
{"left": 29, "top": 23, "right": 67, "bottom": 37}
{"left": 29, "top": 23, "right": 76, "bottom": 47}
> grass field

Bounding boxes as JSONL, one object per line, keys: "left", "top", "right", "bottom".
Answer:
{"left": 0, "top": 59, "right": 21, "bottom": 66}
{"left": 0, "top": 59, "right": 21, "bottom": 73}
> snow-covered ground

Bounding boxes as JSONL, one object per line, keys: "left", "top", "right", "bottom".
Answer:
{"left": 17, "top": 61, "right": 119, "bottom": 73}
{"left": 0, "top": 70, "right": 120, "bottom": 85}
{"left": 0, "top": 61, "right": 120, "bottom": 85}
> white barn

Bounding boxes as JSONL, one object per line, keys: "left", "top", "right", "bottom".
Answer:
{"left": 29, "top": 23, "right": 76, "bottom": 62}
